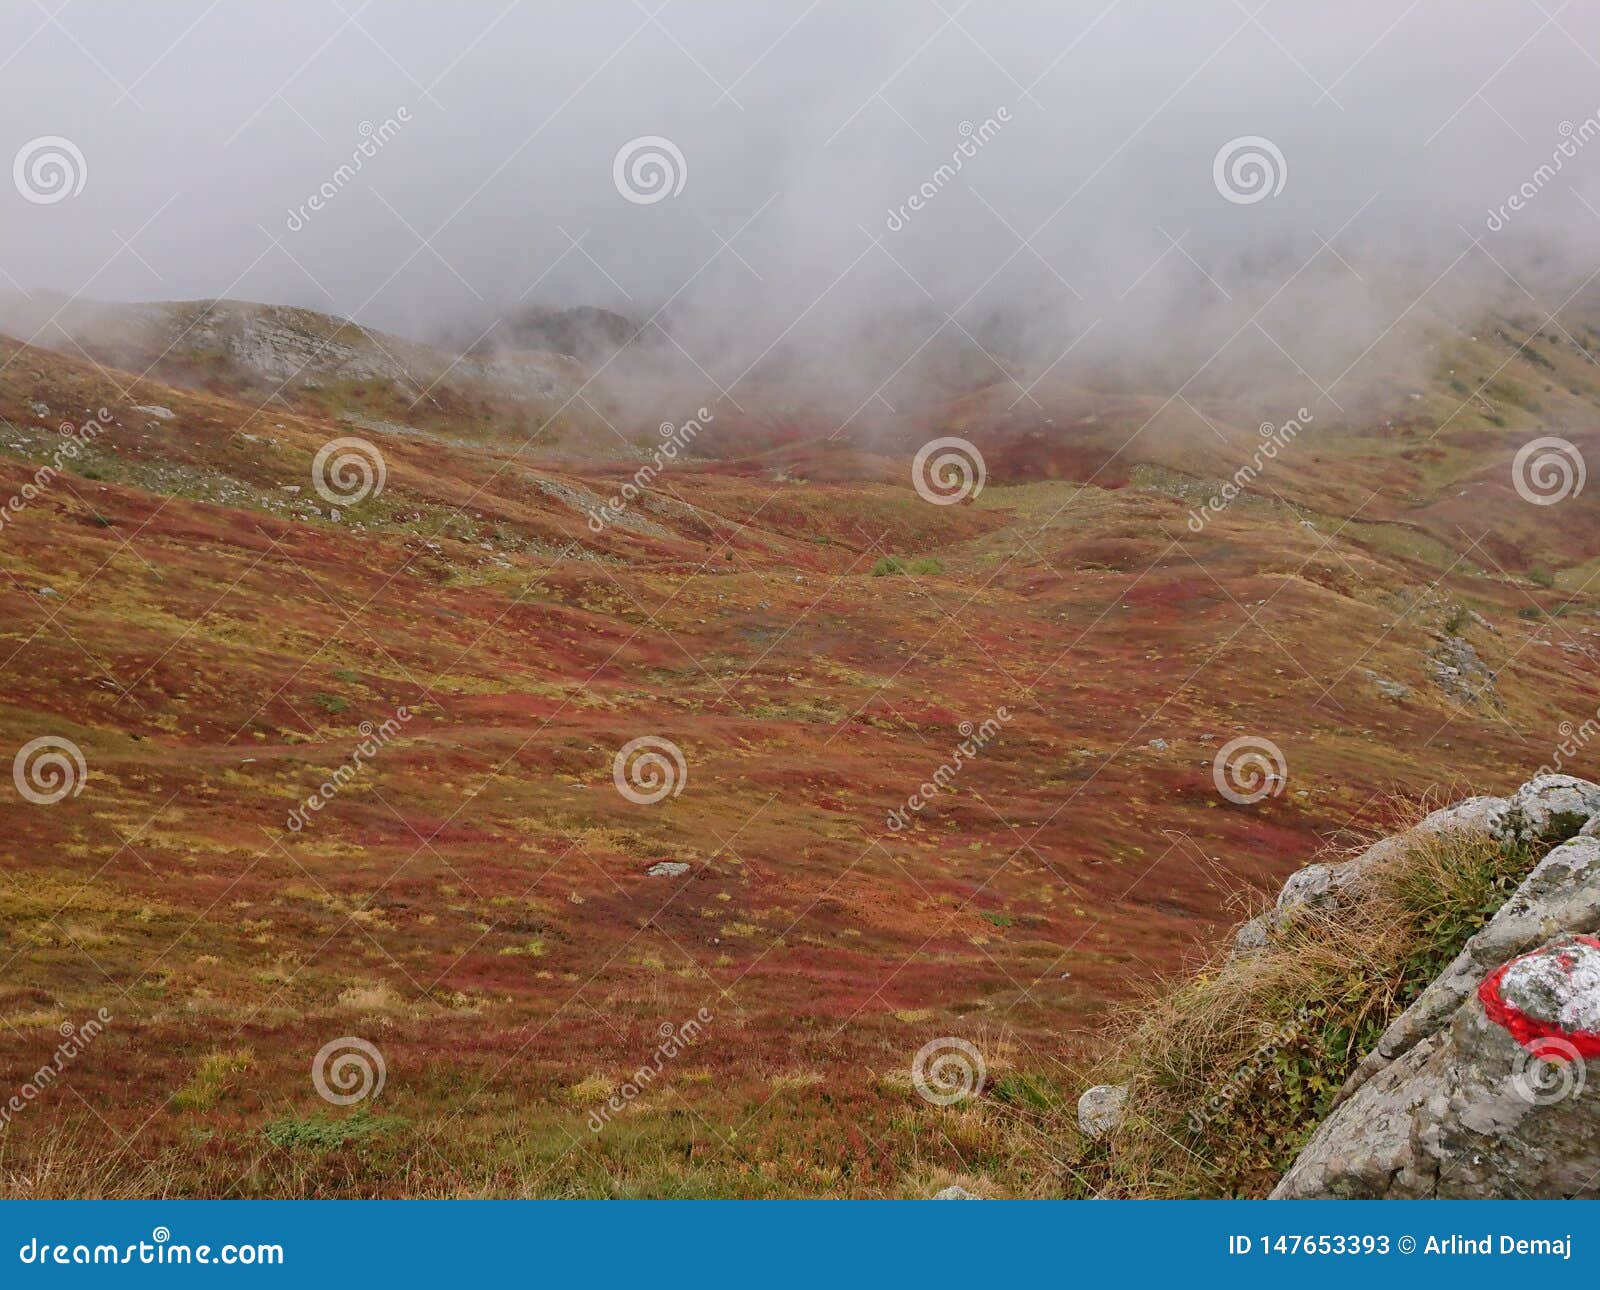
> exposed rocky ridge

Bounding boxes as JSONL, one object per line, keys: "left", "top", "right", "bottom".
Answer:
{"left": 1259, "top": 774, "right": 1600, "bottom": 1199}
{"left": 0, "top": 295, "right": 578, "bottom": 405}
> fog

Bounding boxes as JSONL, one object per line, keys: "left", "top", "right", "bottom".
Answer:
{"left": 4, "top": 0, "right": 1600, "bottom": 416}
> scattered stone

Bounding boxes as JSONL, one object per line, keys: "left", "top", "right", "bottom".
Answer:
{"left": 1502, "top": 775, "right": 1600, "bottom": 845}
{"left": 1232, "top": 914, "right": 1272, "bottom": 956}
{"left": 1147, "top": 738, "right": 1168, "bottom": 750}
{"left": 133, "top": 404, "right": 175, "bottom": 420}
{"left": 1358, "top": 668, "right": 1410, "bottom": 699}
{"left": 932, "top": 1185, "right": 978, "bottom": 1199}
{"left": 1428, "top": 634, "right": 1501, "bottom": 709}
{"left": 646, "top": 861, "right": 690, "bottom": 878}
{"left": 1077, "top": 1083, "right": 1128, "bottom": 1139}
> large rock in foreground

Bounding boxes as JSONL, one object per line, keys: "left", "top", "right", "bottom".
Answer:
{"left": 1272, "top": 835, "right": 1600, "bottom": 1198}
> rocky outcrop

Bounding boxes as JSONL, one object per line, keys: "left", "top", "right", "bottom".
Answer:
{"left": 1269, "top": 776, "right": 1600, "bottom": 1199}
{"left": 1428, "top": 634, "right": 1502, "bottom": 710}
{"left": 1232, "top": 776, "right": 1600, "bottom": 960}
{"left": 1273, "top": 928, "right": 1599, "bottom": 1199}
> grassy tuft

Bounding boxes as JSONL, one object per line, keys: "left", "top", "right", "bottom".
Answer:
{"left": 1061, "top": 827, "right": 1537, "bottom": 1197}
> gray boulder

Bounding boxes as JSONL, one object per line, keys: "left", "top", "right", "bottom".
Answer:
{"left": 1233, "top": 777, "right": 1600, "bottom": 962}
{"left": 1416, "top": 794, "right": 1509, "bottom": 837}
{"left": 1502, "top": 775, "right": 1600, "bottom": 845}
{"left": 1274, "top": 932, "right": 1599, "bottom": 1199}
{"left": 1335, "top": 836, "right": 1600, "bottom": 1100}
{"left": 1273, "top": 835, "right": 1600, "bottom": 1198}
{"left": 1077, "top": 1083, "right": 1128, "bottom": 1140}
{"left": 932, "top": 1184, "right": 978, "bottom": 1199}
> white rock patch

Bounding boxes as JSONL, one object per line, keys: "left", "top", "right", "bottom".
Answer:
{"left": 1499, "top": 939, "right": 1600, "bottom": 1035}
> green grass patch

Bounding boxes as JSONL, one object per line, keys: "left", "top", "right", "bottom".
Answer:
{"left": 870, "top": 556, "right": 943, "bottom": 577}
{"left": 262, "top": 1107, "right": 403, "bottom": 1151}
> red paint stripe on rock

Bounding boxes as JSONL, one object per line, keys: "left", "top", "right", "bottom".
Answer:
{"left": 1478, "top": 934, "right": 1600, "bottom": 1059}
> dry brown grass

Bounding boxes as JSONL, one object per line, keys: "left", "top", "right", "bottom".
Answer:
{"left": 1055, "top": 825, "right": 1538, "bottom": 1197}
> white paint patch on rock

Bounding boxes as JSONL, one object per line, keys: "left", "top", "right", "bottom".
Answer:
{"left": 1499, "top": 938, "right": 1600, "bottom": 1034}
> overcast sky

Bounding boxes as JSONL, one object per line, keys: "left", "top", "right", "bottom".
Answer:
{"left": 4, "top": 1, "right": 1600, "bottom": 405}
